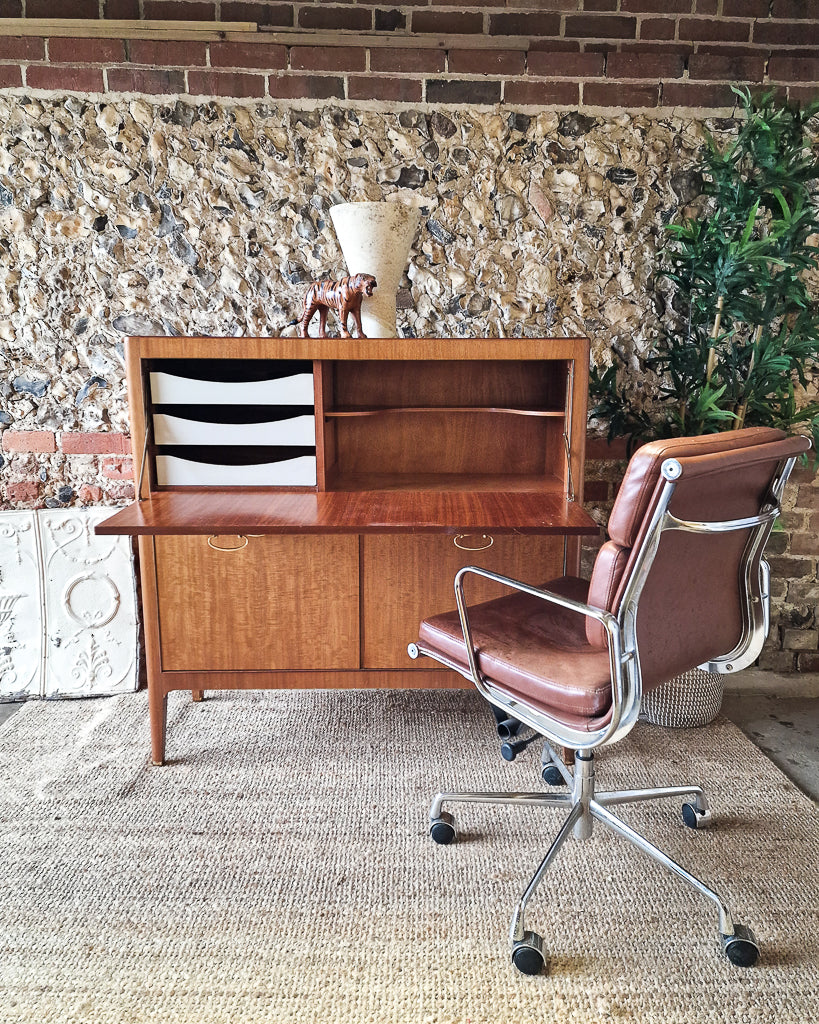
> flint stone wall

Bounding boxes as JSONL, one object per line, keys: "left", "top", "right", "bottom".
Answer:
{"left": 0, "top": 93, "right": 816, "bottom": 671}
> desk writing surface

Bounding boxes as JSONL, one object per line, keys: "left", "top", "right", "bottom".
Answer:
{"left": 96, "top": 489, "right": 598, "bottom": 537}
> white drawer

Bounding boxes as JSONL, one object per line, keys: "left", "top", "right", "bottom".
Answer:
{"left": 153, "top": 413, "right": 316, "bottom": 447}
{"left": 150, "top": 371, "right": 314, "bottom": 406}
{"left": 156, "top": 454, "right": 317, "bottom": 487}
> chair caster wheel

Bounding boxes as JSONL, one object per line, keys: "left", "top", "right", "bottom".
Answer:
{"left": 541, "top": 764, "right": 565, "bottom": 786}
{"left": 722, "top": 924, "right": 759, "bottom": 967}
{"left": 430, "top": 811, "right": 456, "bottom": 845}
{"left": 682, "top": 802, "right": 712, "bottom": 829}
{"left": 511, "top": 931, "right": 545, "bottom": 975}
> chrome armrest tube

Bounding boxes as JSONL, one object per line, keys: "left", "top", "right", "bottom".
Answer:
{"left": 452, "top": 566, "right": 637, "bottom": 753}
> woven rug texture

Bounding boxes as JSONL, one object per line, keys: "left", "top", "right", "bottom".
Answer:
{"left": 0, "top": 688, "right": 817, "bottom": 1024}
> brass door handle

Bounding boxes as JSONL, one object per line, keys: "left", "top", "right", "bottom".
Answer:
{"left": 207, "top": 535, "right": 249, "bottom": 551}
{"left": 453, "top": 533, "right": 494, "bottom": 551}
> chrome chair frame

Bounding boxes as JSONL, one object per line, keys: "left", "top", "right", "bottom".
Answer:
{"left": 408, "top": 453, "right": 800, "bottom": 974}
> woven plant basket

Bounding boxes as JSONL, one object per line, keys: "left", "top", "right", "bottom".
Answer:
{"left": 639, "top": 668, "right": 724, "bottom": 728}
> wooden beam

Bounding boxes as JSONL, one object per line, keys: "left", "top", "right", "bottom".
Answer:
{"left": 0, "top": 18, "right": 257, "bottom": 38}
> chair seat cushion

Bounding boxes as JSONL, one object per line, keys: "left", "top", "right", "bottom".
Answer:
{"left": 418, "top": 576, "right": 613, "bottom": 722}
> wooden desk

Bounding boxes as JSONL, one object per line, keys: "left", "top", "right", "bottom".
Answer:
{"left": 98, "top": 336, "right": 598, "bottom": 764}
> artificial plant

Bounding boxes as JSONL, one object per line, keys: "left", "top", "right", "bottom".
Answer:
{"left": 591, "top": 87, "right": 819, "bottom": 456}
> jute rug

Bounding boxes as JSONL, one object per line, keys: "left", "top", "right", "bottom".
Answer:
{"left": 0, "top": 689, "right": 817, "bottom": 1024}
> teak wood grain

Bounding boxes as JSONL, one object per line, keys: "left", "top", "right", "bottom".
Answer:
{"left": 96, "top": 489, "right": 598, "bottom": 536}
{"left": 155, "top": 534, "right": 359, "bottom": 671}
{"left": 97, "top": 336, "right": 593, "bottom": 764}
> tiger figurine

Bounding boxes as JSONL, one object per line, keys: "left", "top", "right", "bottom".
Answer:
{"left": 298, "top": 273, "right": 377, "bottom": 339}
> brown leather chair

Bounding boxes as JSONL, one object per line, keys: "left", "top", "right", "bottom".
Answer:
{"left": 408, "top": 427, "right": 810, "bottom": 975}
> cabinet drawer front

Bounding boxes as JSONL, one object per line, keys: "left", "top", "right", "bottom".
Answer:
{"left": 150, "top": 371, "right": 314, "bottom": 406}
{"left": 155, "top": 534, "right": 359, "bottom": 671}
{"left": 155, "top": 454, "right": 317, "bottom": 487}
{"left": 153, "top": 413, "right": 316, "bottom": 447}
{"left": 361, "top": 534, "right": 564, "bottom": 669}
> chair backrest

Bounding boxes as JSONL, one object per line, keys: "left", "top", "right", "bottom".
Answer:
{"left": 585, "top": 428, "right": 809, "bottom": 691}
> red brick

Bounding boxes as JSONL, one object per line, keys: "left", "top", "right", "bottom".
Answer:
{"left": 722, "top": 0, "right": 770, "bottom": 14}
{"left": 128, "top": 40, "right": 208, "bottom": 66}
{"left": 104, "top": 482, "right": 136, "bottom": 501}
{"left": 78, "top": 484, "right": 103, "bottom": 503}
{"left": 210, "top": 42, "right": 287, "bottom": 69}
{"left": 290, "top": 46, "right": 366, "bottom": 73}
{"left": 0, "top": 0, "right": 22, "bottom": 14}
{"left": 584, "top": 81, "right": 659, "bottom": 106}
{"left": 2, "top": 430, "right": 56, "bottom": 453}
{"left": 584, "top": 480, "right": 611, "bottom": 501}
{"left": 104, "top": 0, "right": 140, "bottom": 16}
{"left": 142, "top": 1, "right": 216, "bottom": 20}
{"left": 220, "top": 2, "right": 294, "bottom": 27}
{"left": 789, "top": 533, "right": 819, "bottom": 555}
{"left": 607, "top": 52, "right": 685, "bottom": 78}
{"left": 0, "top": 36, "right": 45, "bottom": 61}
{"left": 639, "top": 19, "right": 677, "bottom": 41}
{"left": 370, "top": 48, "right": 445, "bottom": 74}
{"left": 759, "top": 22, "right": 819, "bottom": 49}
{"left": 622, "top": 0, "right": 692, "bottom": 10}
{"left": 565, "top": 15, "right": 638, "bottom": 39}
{"left": 186, "top": 71, "right": 266, "bottom": 97}
{"left": 585, "top": 436, "right": 630, "bottom": 461}
{"left": 503, "top": 80, "right": 580, "bottom": 105}
{"left": 426, "top": 78, "right": 501, "bottom": 104}
{"left": 489, "top": 13, "right": 561, "bottom": 36}
{"left": 28, "top": 0, "right": 97, "bottom": 13}
{"left": 5, "top": 482, "right": 39, "bottom": 503}
{"left": 662, "top": 81, "right": 741, "bottom": 106}
{"left": 297, "top": 5, "right": 372, "bottom": 31}
{"left": 773, "top": 0, "right": 819, "bottom": 15}
{"left": 584, "top": 0, "right": 619, "bottom": 9}
{"left": 59, "top": 432, "right": 131, "bottom": 455}
{"left": 695, "top": 0, "right": 719, "bottom": 11}
{"left": 107, "top": 68, "right": 186, "bottom": 94}
{"left": 528, "top": 52, "right": 604, "bottom": 77}
{"left": 788, "top": 85, "right": 819, "bottom": 104}
{"left": 102, "top": 457, "right": 134, "bottom": 480}
{"left": 797, "top": 484, "right": 819, "bottom": 508}
{"left": 413, "top": 10, "right": 484, "bottom": 33}
{"left": 680, "top": 17, "right": 753, "bottom": 42}
{"left": 0, "top": 66, "right": 22, "bottom": 89}
{"left": 27, "top": 66, "right": 105, "bottom": 92}
{"left": 267, "top": 74, "right": 345, "bottom": 100}
{"left": 449, "top": 49, "right": 526, "bottom": 76}
{"left": 348, "top": 76, "right": 423, "bottom": 103}
{"left": 688, "top": 54, "right": 766, "bottom": 81}
{"left": 796, "top": 652, "right": 819, "bottom": 672}
{"left": 49, "top": 38, "right": 126, "bottom": 64}
{"left": 769, "top": 56, "right": 819, "bottom": 81}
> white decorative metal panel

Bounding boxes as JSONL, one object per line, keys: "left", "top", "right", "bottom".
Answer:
{"left": 39, "top": 508, "right": 139, "bottom": 699}
{"left": 0, "top": 511, "right": 43, "bottom": 699}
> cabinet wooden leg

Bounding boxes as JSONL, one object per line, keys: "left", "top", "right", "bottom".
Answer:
{"left": 192, "top": 690, "right": 204, "bottom": 702}
{"left": 149, "top": 686, "right": 168, "bottom": 766}
{"left": 561, "top": 746, "right": 575, "bottom": 767}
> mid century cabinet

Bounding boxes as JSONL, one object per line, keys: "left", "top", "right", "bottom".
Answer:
{"left": 97, "top": 336, "right": 597, "bottom": 763}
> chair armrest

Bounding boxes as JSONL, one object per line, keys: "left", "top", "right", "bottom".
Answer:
{"left": 453, "top": 565, "right": 625, "bottom": 719}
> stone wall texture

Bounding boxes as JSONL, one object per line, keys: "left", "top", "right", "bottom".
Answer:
{"left": 0, "top": 90, "right": 816, "bottom": 670}
{"left": 0, "top": 2, "right": 817, "bottom": 670}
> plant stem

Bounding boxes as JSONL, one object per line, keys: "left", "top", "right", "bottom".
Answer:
{"left": 705, "top": 294, "right": 724, "bottom": 383}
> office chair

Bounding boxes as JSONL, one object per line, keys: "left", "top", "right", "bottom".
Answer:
{"left": 408, "top": 427, "right": 809, "bottom": 975}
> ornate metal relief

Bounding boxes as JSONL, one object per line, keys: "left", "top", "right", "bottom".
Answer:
{"left": 0, "top": 509, "right": 138, "bottom": 701}
{"left": 40, "top": 509, "right": 138, "bottom": 698}
{"left": 0, "top": 511, "right": 43, "bottom": 699}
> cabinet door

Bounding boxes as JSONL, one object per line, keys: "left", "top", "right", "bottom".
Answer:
{"left": 361, "top": 534, "right": 564, "bottom": 669}
{"left": 155, "top": 534, "right": 359, "bottom": 671}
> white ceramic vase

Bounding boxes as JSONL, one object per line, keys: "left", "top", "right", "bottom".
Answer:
{"left": 329, "top": 201, "right": 420, "bottom": 338}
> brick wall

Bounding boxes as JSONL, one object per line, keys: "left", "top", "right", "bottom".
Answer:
{"left": 0, "top": 2, "right": 817, "bottom": 107}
